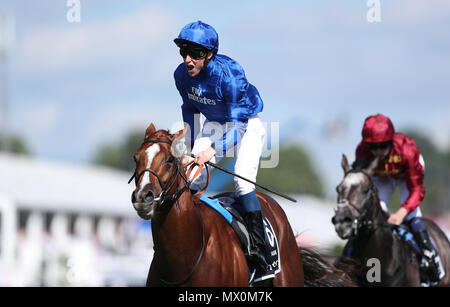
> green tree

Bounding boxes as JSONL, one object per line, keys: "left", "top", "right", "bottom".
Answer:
{"left": 257, "top": 145, "right": 324, "bottom": 197}
{"left": 92, "top": 130, "right": 143, "bottom": 171}
{"left": 224, "top": 145, "right": 325, "bottom": 197}
{"left": 0, "top": 135, "right": 31, "bottom": 155}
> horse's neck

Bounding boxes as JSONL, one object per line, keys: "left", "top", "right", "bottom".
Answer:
{"left": 151, "top": 184, "right": 202, "bottom": 259}
{"left": 354, "top": 196, "right": 392, "bottom": 254}
{"left": 369, "top": 195, "right": 390, "bottom": 226}
{"left": 356, "top": 197, "right": 390, "bottom": 251}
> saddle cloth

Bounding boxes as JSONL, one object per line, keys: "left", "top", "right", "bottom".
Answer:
{"left": 395, "top": 225, "right": 422, "bottom": 256}
{"left": 199, "top": 195, "right": 281, "bottom": 283}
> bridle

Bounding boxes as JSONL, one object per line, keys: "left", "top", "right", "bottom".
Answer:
{"left": 338, "top": 169, "right": 409, "bottom": 285}
{"left": 340, "top": 169, "right": 378, "bottom": 237}
{"left": 128, "top": 138, "right": 205, "bottom": 286}
{"left": 128, "top": 139, "right": 191, "bottom": 206}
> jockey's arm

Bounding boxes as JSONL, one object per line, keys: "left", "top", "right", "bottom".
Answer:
{"left": 192, "top": 70, "right": 250, "bottom": 163}
{"left": 401, "top": 148, "right": 426, "bottom": 214}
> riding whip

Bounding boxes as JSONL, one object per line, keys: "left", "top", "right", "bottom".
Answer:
{"left": 187, "top": 153, "right": 297, "bottom": 203}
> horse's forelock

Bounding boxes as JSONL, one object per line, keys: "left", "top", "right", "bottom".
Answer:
{"left": 145, "top": 129, "right": 170, "bottom": 140}
{"left": 140, "top": 129, "right": 173, "bottom": 156}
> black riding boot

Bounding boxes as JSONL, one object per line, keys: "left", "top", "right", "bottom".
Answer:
{"left": 244, "top": 211, "right": 269, "bottom": 274}
{"left": 415, "top": 229, "right": 441, "bottom": 286}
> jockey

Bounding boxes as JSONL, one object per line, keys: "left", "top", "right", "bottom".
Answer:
{"left": 353, "top": 114, "right": 445, "bottom": 286}
{"left": 173, "top": 21, "right": 268, "bottom": 273}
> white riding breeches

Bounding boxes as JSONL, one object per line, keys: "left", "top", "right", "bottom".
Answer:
{"left": 189, "top": 115, "right": 266, "bottom": 196}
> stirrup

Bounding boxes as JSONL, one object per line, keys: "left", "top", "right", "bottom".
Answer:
{"left": 420, "top": 255, "right": 441, "bottom": 285}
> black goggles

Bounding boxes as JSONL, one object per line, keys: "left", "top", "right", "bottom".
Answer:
{"left": 366, "top": 141, "right": 392, "bottom": 150}
{"left": 179, "top": 47, "right": 208, "bottom": 60}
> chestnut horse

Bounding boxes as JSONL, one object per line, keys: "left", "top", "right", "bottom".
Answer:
{"left": 130, "top": 123, "right": 304, "bottom": 286}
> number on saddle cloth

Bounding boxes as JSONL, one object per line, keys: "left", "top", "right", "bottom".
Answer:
{"left": 199, "top": 195, "right": 281, "bottom": 281}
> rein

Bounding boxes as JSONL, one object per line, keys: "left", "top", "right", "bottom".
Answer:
{"left": 128, "top": 139, "right": 191, "bottom": 206}
{"left": 342, "top": 169, "right": 378, "bottom": 236}
{"left": 129, "top": 139, "right": 205, "bottom": 286}
{"left": 343, "top": 169, "right": 409, "bottom": 285}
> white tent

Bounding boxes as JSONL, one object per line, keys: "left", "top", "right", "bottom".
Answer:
{"left": 0, "top": 152, "right": 135, "bottom": 216}
{"left": 0, "top": 153, "right": 148, "bottom": 286}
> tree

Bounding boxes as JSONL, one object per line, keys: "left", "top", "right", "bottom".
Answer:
{"left": 256, "top": 145, "right": 325, "bottom": 197}
{"left": 0, "top": 135, "right": 31, "bottom": 155}
{"left": 223, "top": 145, "right": 325, "bottom": 197}
{"left": 92, "top": 130, "right": 143, "bottom": 171}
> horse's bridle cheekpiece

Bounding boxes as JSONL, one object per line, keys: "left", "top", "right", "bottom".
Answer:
{"left": 343, "top": 169, "right": 376, "bottom": 237}
{"left": 128, "top": 139, "right": 191, "bottom": 206}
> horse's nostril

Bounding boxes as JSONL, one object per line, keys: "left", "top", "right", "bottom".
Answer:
{"left": 131, "top": 191, "right": 137, "bottom": 203}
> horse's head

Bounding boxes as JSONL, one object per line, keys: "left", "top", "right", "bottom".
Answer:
{"left": 130, "top": 123, "right": 187, "bottom": 220}
{"left": 332, "top": 154, "right": 379, "bottom": 239}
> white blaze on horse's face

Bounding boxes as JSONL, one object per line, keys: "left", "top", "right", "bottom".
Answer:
{"left": 139, "top": 144, "right": 160, "bottom": 192}
{"left": 343, "top": 173, "right": 365, "bottom": 189}
{"left": 133, "top": 144, "right": 161, "bottom": 220}
{"left": 338, "top": 172, "right": 366, "bottom": 205}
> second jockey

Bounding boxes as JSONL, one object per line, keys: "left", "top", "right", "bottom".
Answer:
{"left": 353, "top": 114, "right": 445, "bottom": 286}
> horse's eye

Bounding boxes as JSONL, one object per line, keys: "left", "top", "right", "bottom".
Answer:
{"left": 167, "top": 156, "right": 174, "bottom": 163}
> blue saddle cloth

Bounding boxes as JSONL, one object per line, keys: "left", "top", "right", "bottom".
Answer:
{"left": 199, "top": 195, "right": 281, "bottom": 283}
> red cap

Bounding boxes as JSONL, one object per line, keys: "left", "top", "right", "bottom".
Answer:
{"left": 362, "top": 114, "right": 395, "bottom": 143}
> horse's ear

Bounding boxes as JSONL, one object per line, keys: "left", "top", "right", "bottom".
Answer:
{"left": 170, "top": 125, "right": 188, "bottom": 158}
{"left": 171, "top": 125, "right": 188, "bottom": 141}
{"left": 365, "top": 156, "right": 380, "bottom": 177}
{"left": 145, "top": 123, "right": 156, "bottom": 140}
{"left": 341, "top": 154, "right": 351, "bottom": 174}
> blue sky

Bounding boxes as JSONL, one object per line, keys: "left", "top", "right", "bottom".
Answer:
{"left": 1, "top": 0, "right": 449, "bottom": 197}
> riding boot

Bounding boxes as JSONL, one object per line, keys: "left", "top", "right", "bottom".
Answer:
{"left": 239, "top": 191, "right": 269, "bottom": 274}
{"left": 414, "top": 229, "right": 442, "bottom": 285}
{"left": 244, "top": 211, "right": 269, "bottom": 274}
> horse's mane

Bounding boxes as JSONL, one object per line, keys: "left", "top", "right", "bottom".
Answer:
{"left": 351, "top": 158, "right": 370, "bottom": 172}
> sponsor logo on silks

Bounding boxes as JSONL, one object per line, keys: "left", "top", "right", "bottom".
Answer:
{"left": 188, "top": 86, "right": 217, "bottom": 105}
{"left": 377, "top": 154, "right": 403, "bottom": 176}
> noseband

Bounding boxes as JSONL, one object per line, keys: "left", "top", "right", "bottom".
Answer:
{"left": 128, "top": 139, "right": 190, "bottom": 206}
{"left": 341, "top": 169, "right": 377, "bottom": 237}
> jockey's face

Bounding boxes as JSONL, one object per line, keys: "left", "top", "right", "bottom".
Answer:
{"left": 367, "top": 141, "right": 392, "bottom": 160}
{"left": 182, "top": 49, "right": 213, "bottom": 77}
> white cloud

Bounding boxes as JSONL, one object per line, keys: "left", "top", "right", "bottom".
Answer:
{"left": 19, "top": 102, "right": 61, "bottom": 133}
{"left": 87, "top": 99, "right": 184, "bottom": 148}
{"left": 387, "top": 0, "right": 450, "bottom": 23}
{"left": 15, "top": 5, "right": 178, "bottom": 74}
{"left": 11, "top": 101, "right": 62, "bottom": 152}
